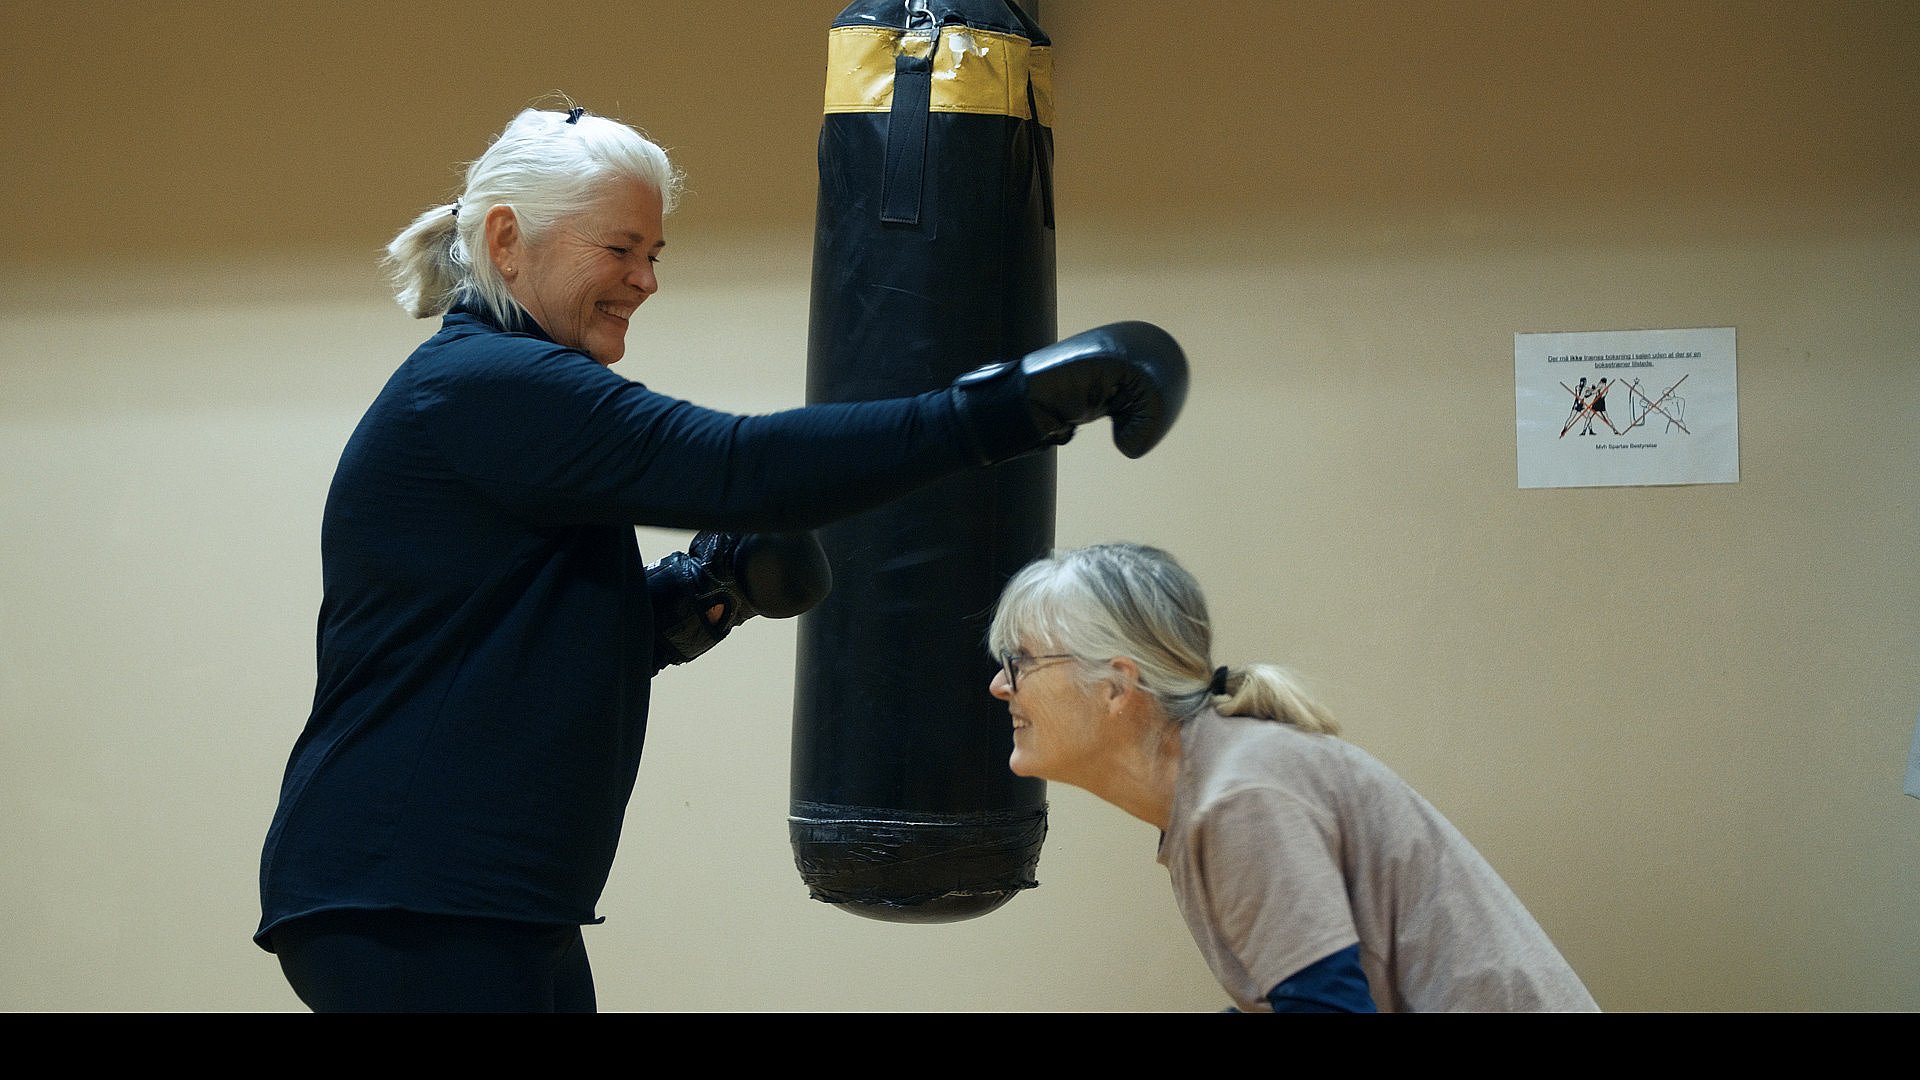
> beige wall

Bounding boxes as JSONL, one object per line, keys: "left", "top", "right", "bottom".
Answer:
{"left": 3, "top": 2, "right": 1915, "bottom": 1011}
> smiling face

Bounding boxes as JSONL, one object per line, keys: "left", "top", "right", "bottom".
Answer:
{"left": 990, "top": 648, "right": 1109, "bottom": 783}
{"left": 497, "top": 176, "right": 666, "bottom": 366}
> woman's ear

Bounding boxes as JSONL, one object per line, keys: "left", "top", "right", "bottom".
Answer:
{"left": 1106, "top": 656, "right": 1141, "bottom": 705}
{"left": 484, "top": 204, "right": 521, "bottom": 277}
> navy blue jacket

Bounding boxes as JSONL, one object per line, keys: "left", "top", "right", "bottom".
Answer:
{"left": 256, "top": 305, "right": 972, "bottom": 949}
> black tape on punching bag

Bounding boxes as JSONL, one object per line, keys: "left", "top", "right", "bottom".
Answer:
{"left": 791, "top": 0, "right": 1056, "bottom": 923}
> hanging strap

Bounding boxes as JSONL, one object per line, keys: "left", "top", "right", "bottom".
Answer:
{"left": 881, "top": 28, "right": 935, "bottom": 225}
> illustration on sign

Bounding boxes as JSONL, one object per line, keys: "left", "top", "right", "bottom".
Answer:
{"left": 1515, "top": 327, "right": 1738, "bottom": 489}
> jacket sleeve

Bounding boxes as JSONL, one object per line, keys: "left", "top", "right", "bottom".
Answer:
{"left": 412, "top": 336, "right": 975, "bottom": 532}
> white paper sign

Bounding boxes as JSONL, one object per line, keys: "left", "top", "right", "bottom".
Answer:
{"left": 1515, "top": 327, "right": 1738, "bottom": 489}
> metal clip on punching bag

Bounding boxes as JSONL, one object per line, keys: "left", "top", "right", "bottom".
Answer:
{"left": 790, "top": 0, "right": 1056, "bottom": 923}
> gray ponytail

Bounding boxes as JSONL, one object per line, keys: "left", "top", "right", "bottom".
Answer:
{"left": 1211, "top": 662, "right": 1340, "bottom": 735}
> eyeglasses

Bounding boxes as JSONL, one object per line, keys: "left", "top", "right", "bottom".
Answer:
{"left": 1001, "top": 652, "right": 1076, "bottom": 692}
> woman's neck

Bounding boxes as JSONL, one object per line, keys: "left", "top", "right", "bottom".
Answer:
{"left": 1093, "top": 709, "right": 1184, "bottom": 831}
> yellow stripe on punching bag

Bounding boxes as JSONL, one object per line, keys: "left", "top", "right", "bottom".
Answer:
{"left": 791, "top": 0, "right": 1056, "bottom": 924}
{"left": 823, "top": 23, "right": 1054, "bottom": 124}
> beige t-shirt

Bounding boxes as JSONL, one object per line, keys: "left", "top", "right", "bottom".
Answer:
{"left": 1159, "top": 711, "right": 1599, "bottom": 1012}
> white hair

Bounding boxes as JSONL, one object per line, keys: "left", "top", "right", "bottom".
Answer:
{"left": 383, "top": 104, "right": 684, "bottom": 325}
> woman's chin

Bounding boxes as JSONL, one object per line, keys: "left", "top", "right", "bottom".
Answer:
{"left": 585, "top": 329, "right": 627, "bottom": 366}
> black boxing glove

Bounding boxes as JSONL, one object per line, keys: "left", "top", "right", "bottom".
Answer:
{"left": 645, "top": 530, "right": 834, "bottom": 668}
{"left": 948, "top": 320, "right": 1190, "bottom": 466}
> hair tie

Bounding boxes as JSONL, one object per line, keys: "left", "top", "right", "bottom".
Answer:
{"left": 1208, "top": 666, "right": 1229, "bottom": 696}
{"left": 449, "top": 198, "right": 461, "bottom": 219}
{"left": 565, "top": 106, "right": 585, "bottom": 124}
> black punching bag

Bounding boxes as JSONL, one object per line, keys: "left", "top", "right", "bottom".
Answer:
{"left": 790, "top": 0, "right": 1055, "bottom": 923}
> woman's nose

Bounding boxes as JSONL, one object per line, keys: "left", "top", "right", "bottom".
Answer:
{"left": 989, "top": 667, "right": 1012, "bottom": 701}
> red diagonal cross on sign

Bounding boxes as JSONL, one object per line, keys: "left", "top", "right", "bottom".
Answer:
{"left": 1621, "top": 374, "right": 1691, "bottom": 435}
{"left": 1559, "top": 379, "right": 1622, "bottom": 438}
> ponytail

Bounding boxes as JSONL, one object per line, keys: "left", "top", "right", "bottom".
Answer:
{"left": 384, "top": 202, "right": 469, "bottom": 318}
{"left": 1212, "top": 662, "right": 1340, "bottom": 735}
